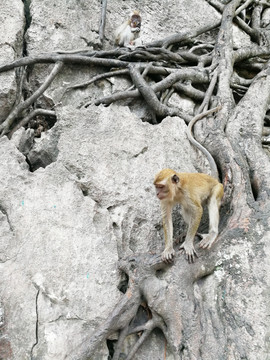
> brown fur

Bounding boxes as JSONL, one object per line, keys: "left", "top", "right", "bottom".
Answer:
{"left": 154, "top": 168, "right": 224, "bottom": 263}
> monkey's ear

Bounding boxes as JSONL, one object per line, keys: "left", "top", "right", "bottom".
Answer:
{"left": 171, "top": 174, "right": 179, "bottom": 184}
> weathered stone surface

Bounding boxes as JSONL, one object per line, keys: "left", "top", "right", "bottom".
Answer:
{"left": 1, "top": 1, "right": 270, "bottom": 359}
{"left": 0, "top": 0, "right": 24, "bottom": 123}
{"left": 0, "top": 3, "right": 208, "bottom": 355}
{"left": 26, "top": 0, "right": 101, "bottom": 54}
{"left": 0, "top": 136, "right": 121, "bottom": 359}
{"left": 0, "top": 101, "right": 202, "bottom": 359}
{"left": 0, "top": 2, "right": 229, "bottom": 359}
{"left": 27, "top": 125, "right": 60, "bottom": 171}
{"left": 57, "top": 104, "right": 201, "bottom": 256}
{"left": 11, "top": 127, "right": 35, "bottom": 156}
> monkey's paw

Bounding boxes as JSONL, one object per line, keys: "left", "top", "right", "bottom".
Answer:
{"left": 199, "top": 232, "right": 217, "bottom": 249}
{"left": 162, "top": 247, "right": 175, "bottom": 263}
{"left": 179, "top": 242, "right": 198, "bottom": 263}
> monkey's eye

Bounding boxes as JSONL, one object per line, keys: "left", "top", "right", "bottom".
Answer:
{"left": 133, "top": 20, "right": 140, "bottom": 27}
{"left": 155, "top": 185, "right": 164, "bottom": 189}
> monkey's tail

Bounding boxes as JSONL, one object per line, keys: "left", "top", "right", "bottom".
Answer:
{"left": 186, "top": 106, "right": 221, "bottom": 180}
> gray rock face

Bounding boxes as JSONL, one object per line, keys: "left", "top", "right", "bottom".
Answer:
{"left": 57, "top": 105, "right": 200, "bottom": 255}
{"left": 0, "top": 100, "right": 201, "bottom": 359}
{"left": 0, "top": 0, "right": 24, "bottom": 123}
{"left": 1, "top": 1, "right": 269, "bottom": 360}
{"left": 1, "top": 1, "right": 205, "bottom": 357}
{"left": 26, "top": 0, "right": 101, "bottom": 54}
{"left": 0, "top": 135, "right": 121, "bottom": 359}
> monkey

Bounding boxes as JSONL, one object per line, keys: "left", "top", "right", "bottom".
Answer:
{"left": 154, "top": 106, "right": 223, "bottom": 262}
{"left": 154, "top": 169, "right": 224, "bottom": 263}
{"left": 114, "top": 11, "right": 141, "bottom": 47}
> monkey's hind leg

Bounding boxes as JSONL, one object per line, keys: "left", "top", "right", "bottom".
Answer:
{"left": 199, "top": 183, "right": 223, "bottom": 249}
{"left": 198, "top": 232, "right": 217, "bottom": 249}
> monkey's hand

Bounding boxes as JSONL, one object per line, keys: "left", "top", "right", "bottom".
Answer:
{"left": 162, "top": 247, "right": 175, "bottom": 263}
{"left": 131, "top": 27, "right": 140, "bottom": 33}
{"left": 198, "top": 232, "right": 218, "bottom": 249}
{"left": 179, "top": 241, "right": 198, "bottom": 263}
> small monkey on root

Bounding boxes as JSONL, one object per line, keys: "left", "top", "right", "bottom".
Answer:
{"left": 154, "top": 106, "right": 223, "bottom": 263}
{"left": 115, "top": 11, "right": 141, "bottom": 47}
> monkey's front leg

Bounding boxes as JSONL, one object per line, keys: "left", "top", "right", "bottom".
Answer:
{"left": 179, "top": 206, "right": 202, "bottom": 263}
{"left": 179, "top": 237, "right": 197, "bottom": 263}
{"left": 161, "top": 203, "right": 175, "bottom": 263}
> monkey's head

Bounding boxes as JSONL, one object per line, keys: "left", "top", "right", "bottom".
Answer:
{"left": 130, "top": 11, "right": 141, "bottom": 31}
{"left": 154, "top": 169, "right": 180, "bottom": 202}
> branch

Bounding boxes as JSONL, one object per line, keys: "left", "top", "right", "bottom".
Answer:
{"left": 213, "top": 0, "right": 241, "bottom": 123}
{"left": 8, "top": 109, "right": 56, "bottom": 138}
{"left": 99, "top": 0, "right": 107, "bottom": 46}
{"left": 0, "top": 54, "right": 129, "bottom": 74}
{"left": 129, "top": 65, "right": 186, "bottom": 119}
{"left": 66, "top": 254, "right": 167, "bottom": 359}
{"left": 231, "top": 72, "right": 253, "bottom": 87}
{"left": 146, "top": 22, "right": 220, "bottom": 48}
{"left": 125, "top": 314, "right": 166, "bottom": 360}
{"left": 199, "top": 0, "right": 259, "bottom": 219}
{"left": 66, "top": 291, "right": 141, "bottom": 360}
{"left": 235, "top": 0, "right": 254, "bottom": 16}
{"left": 173, "top": 82, "right": 205, "bottom": 101}
{"left": 234, "top": 45, "right": 270, "bottom": 64}
{"left": 14, "top": 66, "right": 27, "bottom": 108}
{"left": 66, "top": 247, "right": 217, "bottom": 360}
{"left": 94, "top": 87, "right": 139, "bottom": 107}
{"left": 206, "top": 0, "right": 260, "bottom": 42}
{"left": 111, "top": 325, "right": 129, "bottom": 360}
{"left": 0, "top": 61, "right": 64, "bottom": 136}
{"left": 251, "top": 2, "right": 263, "bottom": 31}
{"left": 226, "top": 64, "right": 270, "bottom": 201}
{"left": 96, "top": 67, "right": 209, "bottom": 122}
{"left": 65, "top": 69, "right": 129, "bottom": 92}
{"left": 121, "top": 47, "right": 202, "bottom": 64}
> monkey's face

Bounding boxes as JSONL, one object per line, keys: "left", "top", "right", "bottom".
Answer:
{"left": 130, "top": 15, "right": 141, "bottom": 29}
{"left": 155, "top": 182, "right": 173, "bottom": 201}
{"left": 154, "top": 169, "right": 180, "bottom": 202}
{"left": 154, "top": 183, "right": 171, "bottom": 200}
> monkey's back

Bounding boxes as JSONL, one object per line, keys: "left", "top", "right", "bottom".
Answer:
{"left": 175, "top": 172, "right": 223, "bottom": 204}
{"left": 178, "top": 172, "right": 219, "bottom": 186}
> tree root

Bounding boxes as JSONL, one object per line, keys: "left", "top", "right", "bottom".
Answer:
{"left": 65, "top": 251, "right": 216, "bottom": 360}
{"left": 0, "top": 3, "right": 269, "bottom": 359}
{"left": 0, "top": 61, "right": 63, "bottom": 136}
{"left": 99, "top": 0, "right": 107, "bottom": 46}
{"left": 0, "top": 7, "right": 268, "bottom": 138}
{"left": 8, "top": 109, "right": 56, "bottom": 138}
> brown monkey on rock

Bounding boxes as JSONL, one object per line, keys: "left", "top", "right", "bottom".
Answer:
{"left": 154, "top": 169, "right": 224, "bottom": 263}
{"left": 154, "top": 107, "right": 224, "bottom": 263}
